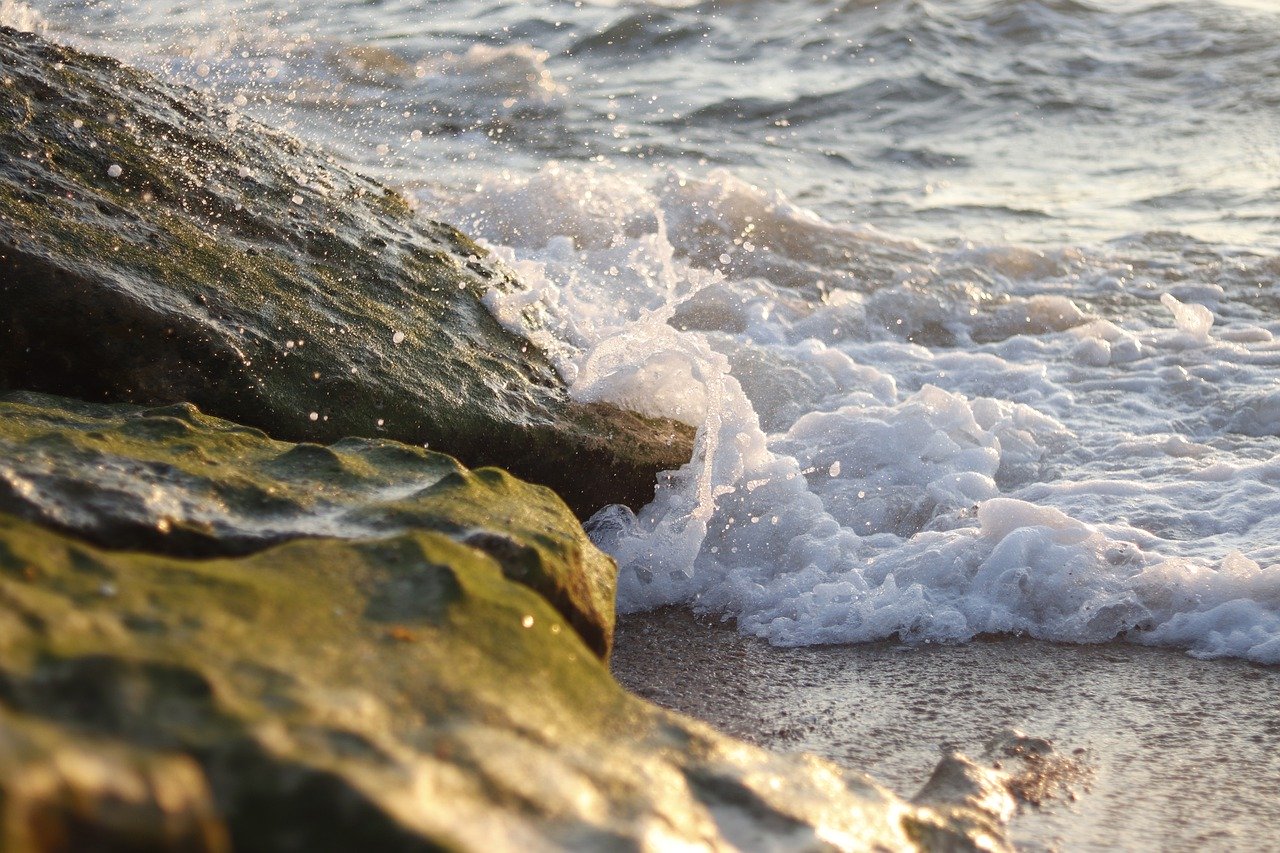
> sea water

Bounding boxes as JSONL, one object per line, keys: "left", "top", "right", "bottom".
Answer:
{"left": 12, "top": 0, "right": 1280, "bottom": 664}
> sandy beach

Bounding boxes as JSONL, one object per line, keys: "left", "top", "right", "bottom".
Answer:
{"left": 614, "top": 609, "right": 1280, "bottom": 851}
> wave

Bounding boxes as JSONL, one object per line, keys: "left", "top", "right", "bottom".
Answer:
{"left": 0, "top": 0, "right": 45, "bottom": 33}
{"left": 440, "top": 162, "right": 1280, "bottom": 664}
{"left": 33, "top": 0, "right": 1280, "bottom": 663}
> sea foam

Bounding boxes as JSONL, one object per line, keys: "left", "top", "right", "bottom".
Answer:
{"left": 446, "top": 163, "right": 1280, "bottom": 664}
{"left": 0, "top": 0, "right": 45, "bottom": 33}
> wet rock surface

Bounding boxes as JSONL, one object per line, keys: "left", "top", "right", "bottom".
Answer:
{"left": 0, "top": 709, "right": 229, "bottom": 852}
{"left": 0, "top": 27, "right": 692, "bottom": 518}
{"left": 0, "top": 390, "right": 618, "bottom": 658}
{"left": 0, "top": 513, "right": 1002, "bottom": 851}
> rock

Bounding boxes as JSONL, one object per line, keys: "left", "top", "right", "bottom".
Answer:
{"left": 908, "top": 752, "right": 1013, "bottom": 850}
{"left": 0, "top": 512, "right": 1003, "bottom": 851}
{"left": 0, "top": 390, "right": 617, "bottom": 659}
{"left": 0, "top": 710, "right": 229, "bottom": 852}
{"left": 0, "top": 27, "right": 692, "bottom": 518}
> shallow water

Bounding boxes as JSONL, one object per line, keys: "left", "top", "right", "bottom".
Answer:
{"left": 12, "top": 0, "right": 1280, "bottom": 661}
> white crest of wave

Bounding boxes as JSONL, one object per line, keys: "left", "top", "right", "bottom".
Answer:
{"left": 0, "top": 0, "right": 45, "bottom": 33}
{"left": 440, "top": 162, "right": 1280, "bottom": 665}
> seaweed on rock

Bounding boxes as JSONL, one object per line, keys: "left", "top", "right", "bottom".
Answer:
{"left": 0, "top": 390, "right": 618, "bottom": 658}
{"left": 0, "top": 513, "right": 1008, "bottom": 851}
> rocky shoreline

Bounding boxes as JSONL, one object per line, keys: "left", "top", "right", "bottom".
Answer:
{"left": 1, "top": 26, "right": 1014, "bottom": 850}
{"left": 0, "top": 27, "right": 691, "bottom": 518}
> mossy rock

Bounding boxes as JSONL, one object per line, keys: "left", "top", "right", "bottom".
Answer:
{"left": 0, "top": 513, "right": 1004, "bottom": 851}
{"left": 0, "top": 390, "right": 616, "bottom": 659}
{"left": 0, "top": 27, "right": 692, "bottom": 518}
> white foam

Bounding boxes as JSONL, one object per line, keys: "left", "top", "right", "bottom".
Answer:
{"left": 1160, "top": 292, "right": 1214, "bottom": 346}
{"left": 0, "top": 0, "right": 45, "bottom": 33}
{"left": 437, "top": 163, "right": 1280, "bottom": 665}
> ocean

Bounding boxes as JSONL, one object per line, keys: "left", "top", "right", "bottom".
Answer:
{"left": 7, "top": 0, "right": 1279, "bottom": 847}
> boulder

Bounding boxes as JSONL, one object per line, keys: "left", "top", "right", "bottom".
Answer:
{"left": 0, "top": 512, "right": 1006, "bottom": 851}
{"left": 0, "top": 390, "right": 617, "bottom": 659}
{"left": 0, "top": 27, "right": 692, "bottom": 518}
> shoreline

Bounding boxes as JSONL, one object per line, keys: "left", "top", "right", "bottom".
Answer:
{"left": 613, "top": 608, "right": 1280, "bottom": 851}
{"left": 6, "top": 3, "right": 1280, "bottom": 846}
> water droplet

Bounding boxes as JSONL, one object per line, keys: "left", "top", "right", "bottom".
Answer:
{"left": 106, "top": 164, "right": 122, "bottom": 178}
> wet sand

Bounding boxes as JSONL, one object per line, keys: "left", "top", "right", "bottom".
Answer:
{"left": 612, "top": 609, "right": 1280, "bottom": 852}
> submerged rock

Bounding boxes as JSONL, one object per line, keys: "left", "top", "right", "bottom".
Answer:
{"left": 0, "top": 27, "right": 692, "bottom": 517}
{"left": 0, "top": 512, "right": 1004, "bottom": 851}
{"left": 0, "top": 390, "right": 617, "bottom": 659}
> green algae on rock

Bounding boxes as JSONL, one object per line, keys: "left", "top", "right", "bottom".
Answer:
{"left": 0, "top": 27, "right": 692, "bottom": 518}
{"left": 0, "top": 390, "right": 616, "bottom": 659}
{"left": 0, "top": 513, "right": 1008, "bottom": 851}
